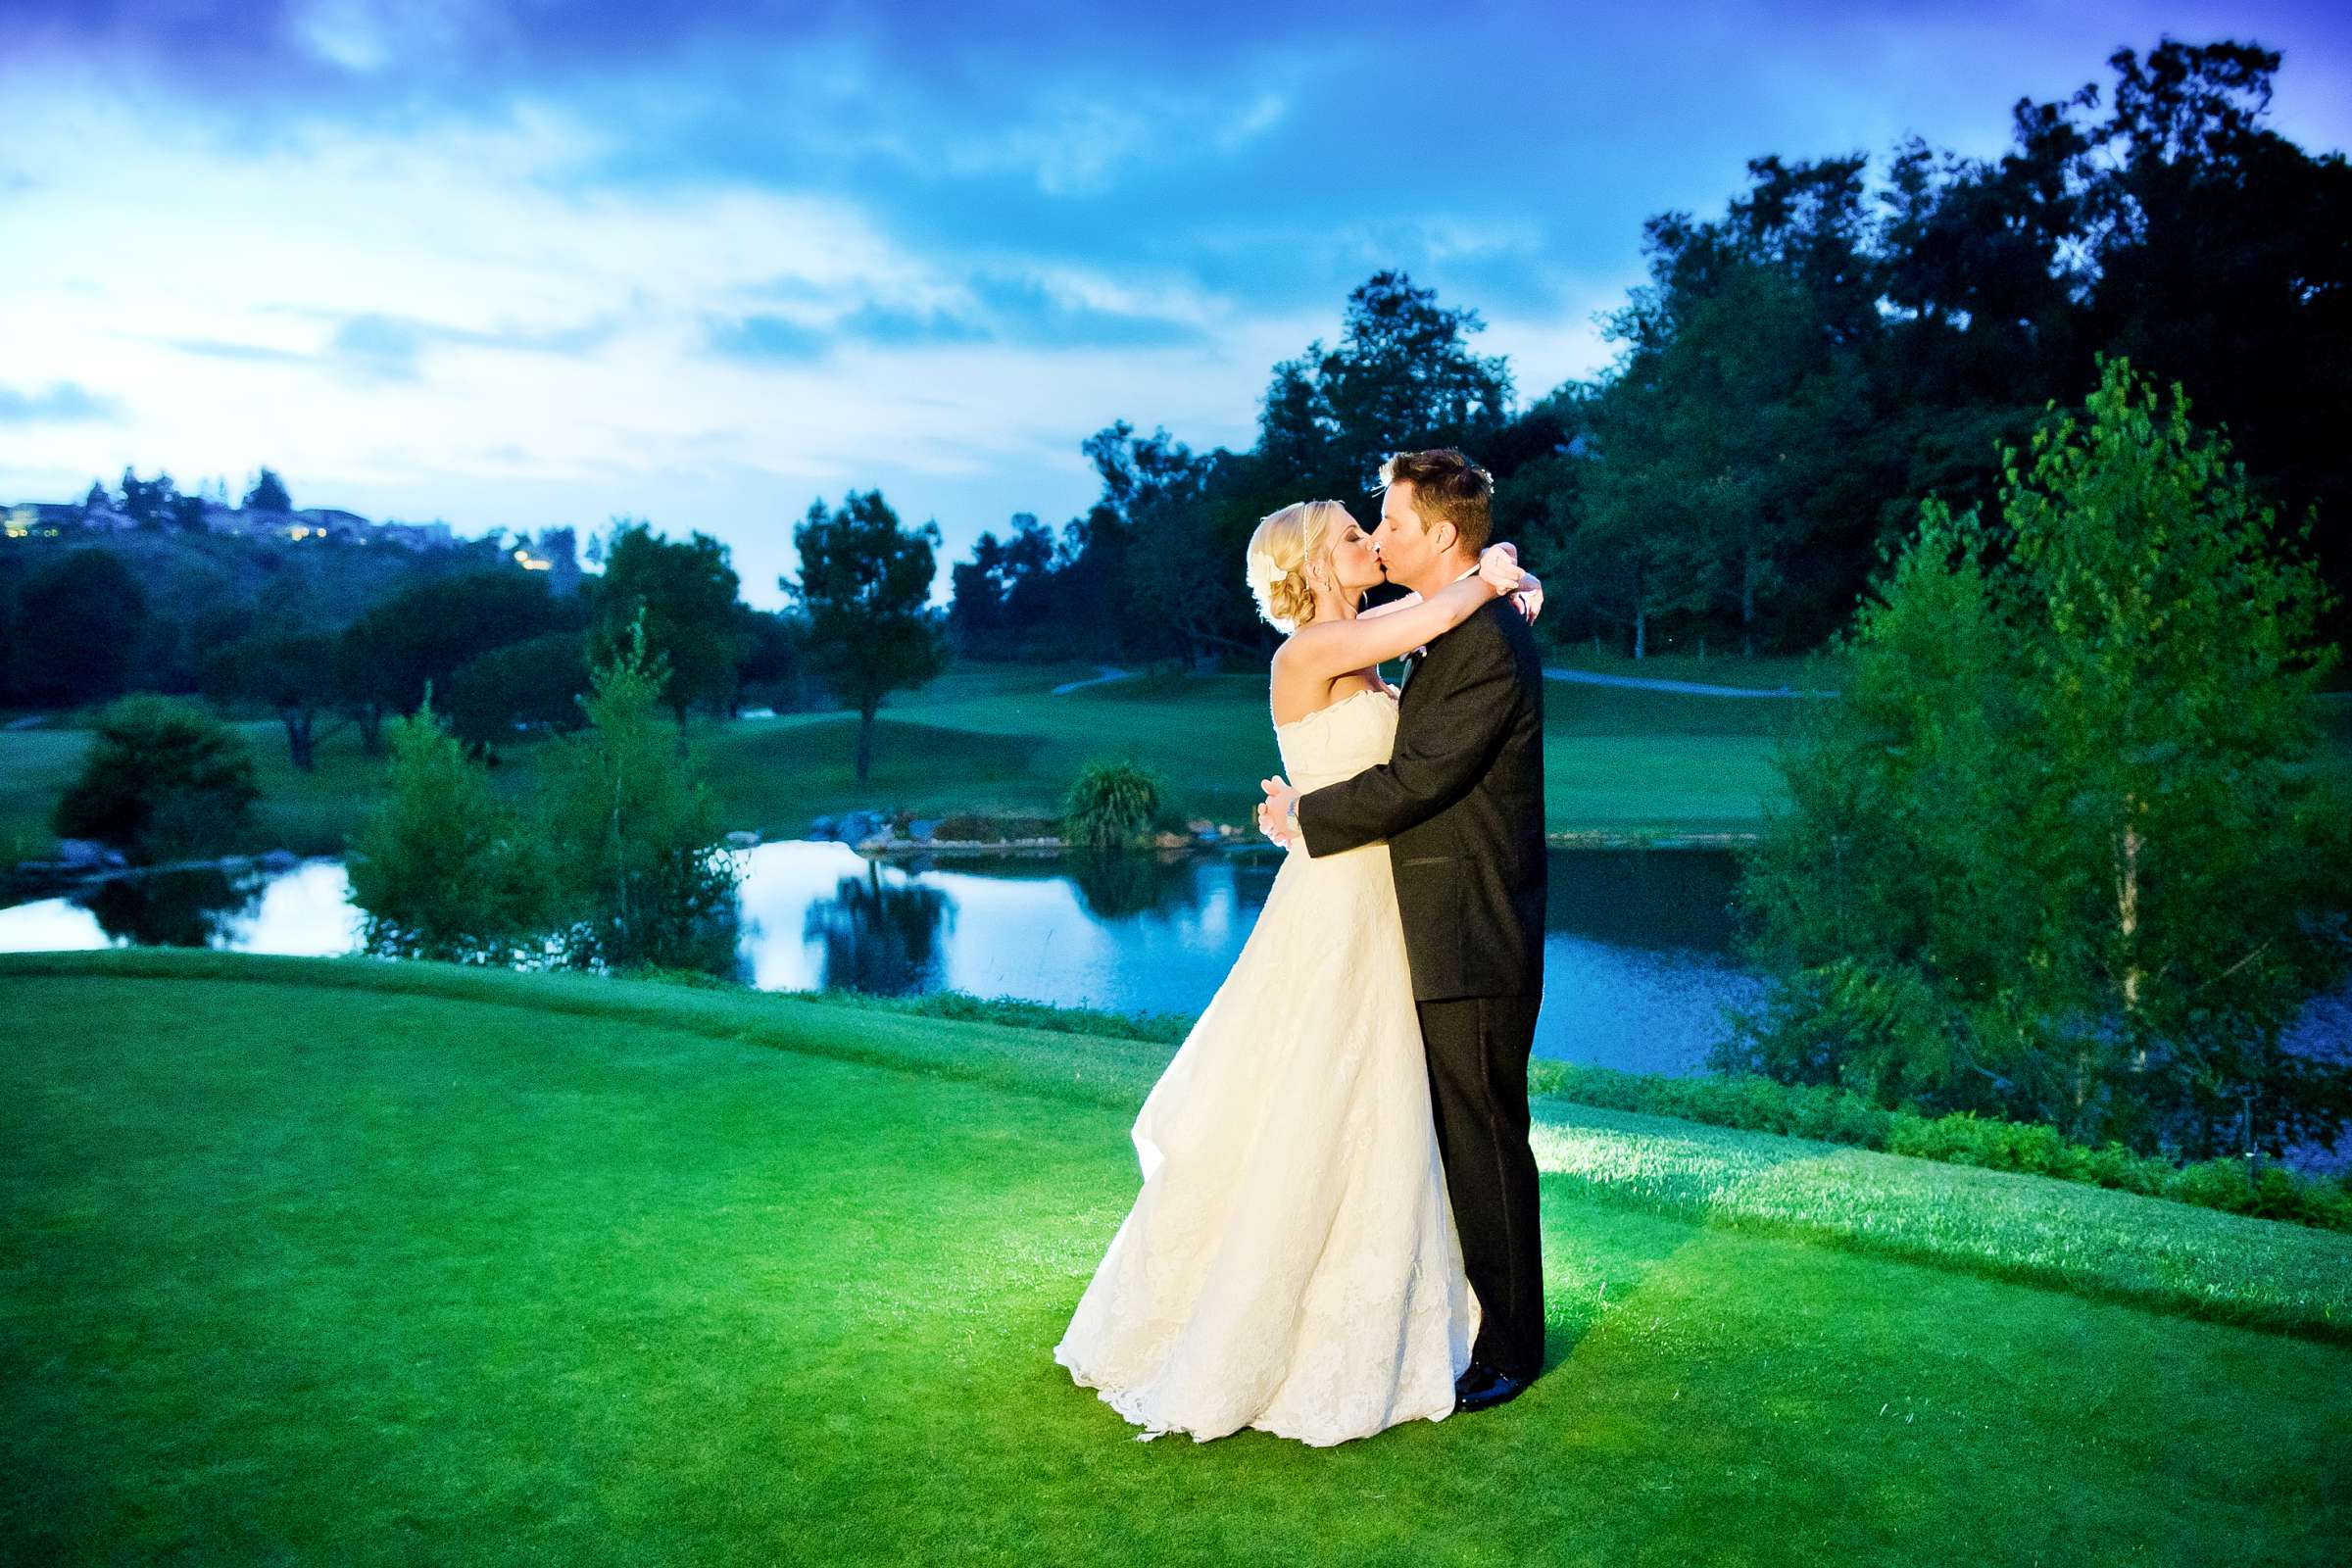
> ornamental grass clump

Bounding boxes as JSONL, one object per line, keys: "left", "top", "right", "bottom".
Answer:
{"left": 1061, "top": 759, "right": 1167, "bottom": 849}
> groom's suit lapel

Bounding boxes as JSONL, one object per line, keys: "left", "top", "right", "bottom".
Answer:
{"left": 1400, "top": 611, "right": 1469, "bottom": 703}
{"left": 1398, "top": 646, "right": 1427, "bottom": 697}
{"left": 1398, "top": 564, "right": 1482, "bottom": 704}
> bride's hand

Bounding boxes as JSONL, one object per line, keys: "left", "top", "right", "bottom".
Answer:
{"left": 1512, "top": 570, "right": 1544, "bottom": 624}
{"left": 1477, "top": 542, "right": 1523, "bottom": 596}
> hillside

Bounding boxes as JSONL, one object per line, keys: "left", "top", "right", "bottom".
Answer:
{"left": 0, "top": 519, "right": 514, "bottom": 641}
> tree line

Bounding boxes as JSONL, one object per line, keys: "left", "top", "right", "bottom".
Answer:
{"left": 948, "top": 38, "right": 2351, "bottom": 665}
{"left": 3, "top": 494, "right": 956, "bottom": 797}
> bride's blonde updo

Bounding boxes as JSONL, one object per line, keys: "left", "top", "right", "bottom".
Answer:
{"left": 1245, "top": 500, "right": 1346, "bottom": 635}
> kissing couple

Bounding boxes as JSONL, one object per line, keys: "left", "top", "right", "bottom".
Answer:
{"left": 1054, "top": 447, "right": 1549, "bottom": 1446}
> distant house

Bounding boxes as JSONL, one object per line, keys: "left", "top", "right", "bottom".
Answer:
{"left": 5, "top": 494, "right": 464, "bottom": 551}
{"left": 296, "top": 508, "right": 368, "bottom": 541}
{"left": 220, "top": 506, "right": 288, "bottom": 539}
{"left": 374, "top": 518, "right": 457, "bottom": 551}
{"left": 4, "top": 502, "right": 85, "bottom": 538}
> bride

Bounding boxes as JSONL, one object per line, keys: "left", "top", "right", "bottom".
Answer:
{"left": 1052, "top": 499, "right": 1538, "bottom": 1446}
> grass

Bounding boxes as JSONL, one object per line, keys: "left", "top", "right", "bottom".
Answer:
{"left": 0, "top": 707, "right": 430, "bottom": 866}
{"left": 1540, "top": 647, "right": 1847, "bottom": 692}
{"left": 0, "top": 723, "right": 95, "bottom": 864}
{"left": 10, "top": 662, "right": 2347, "bottom": 860}
{"left": 4, "top": 947, "right": 2349, "bottom": 1565}
{"left": 0, "top": 661, "right": 1809, "bottom": 859}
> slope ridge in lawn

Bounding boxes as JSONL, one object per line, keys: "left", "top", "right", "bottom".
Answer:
{"left": 3, "top": 948, "right": 2346, "bottom": 1347}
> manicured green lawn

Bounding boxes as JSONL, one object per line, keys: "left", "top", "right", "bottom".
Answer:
{"left": 0, "top": 723, "right": 93, "bottom": 863}
{"left": 4, "top": 949, "right": 2348, "bottom": 1565}
{"left": 1541, "top": 647, "right": 1846, "bottom": 692}
{"left": 9, "top": 663, "right": 2345, "bottom": 859}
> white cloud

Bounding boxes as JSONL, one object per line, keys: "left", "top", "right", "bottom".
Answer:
{"left": 0, "top": 82, "right": 1336, "bottom": 604}
{"left": 2, "top": 95, "right": 922, "bottom": 487}
{"left": 291, "top": 0, "right": 478, "bottom": 76}
{"left": 902, "top": 82, "right": 1297, "bottom": 196}
{"left": 293, "top": 0, "right": 395, "bottom": 74}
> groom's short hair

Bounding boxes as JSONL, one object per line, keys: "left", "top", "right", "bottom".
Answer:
{"left": 1377, "top": 449, "right": 1493, "bottom": 555}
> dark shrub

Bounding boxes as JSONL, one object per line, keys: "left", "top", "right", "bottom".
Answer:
{"left": 52, "top": 693, "right": 260, "bottom": 864}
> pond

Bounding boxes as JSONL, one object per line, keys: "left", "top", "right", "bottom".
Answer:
{"left": 0, "top": 840, "right": 1762, "bottom": 1075}
{"left": 7, "top": 839, "right": 2346, "bottom": 1174}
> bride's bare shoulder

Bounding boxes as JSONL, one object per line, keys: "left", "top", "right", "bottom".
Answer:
{"left": 1266, "top": 643, "right": 1320, "bottom": 714}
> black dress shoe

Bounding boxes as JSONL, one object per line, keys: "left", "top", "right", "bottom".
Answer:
{"left": 1452, "top": 1360, "right": 1532, "bottom": 1413}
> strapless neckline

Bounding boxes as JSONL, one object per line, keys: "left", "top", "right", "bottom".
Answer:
{"left": 1272, "top": 685, "right": 1396, "bottom": 734}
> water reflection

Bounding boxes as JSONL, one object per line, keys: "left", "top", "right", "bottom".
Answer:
{"left": 0, "top": 859, "right": 365, "bottom": 955}
{"left": 1547, "top": 848, "right": 1745, "bottom": 952}
{"left": 803, "top": 862, "right": 953, "bottom": 995}
{"left": 78, "top": 866, "right": 238, "bottom": 948}
{"left": 0, "top": 841, "right": 1808, "bottom": 1074}
{"left": 1066, "top": 848, "right": 1196, "bottom": 920}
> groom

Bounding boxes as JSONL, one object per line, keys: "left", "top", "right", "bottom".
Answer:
{"left": 1257, "top": 447, "right": 1547, "bottom": 1414}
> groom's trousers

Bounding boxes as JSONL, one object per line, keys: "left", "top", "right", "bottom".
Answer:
{"left": 1417, "top": 992, "right": 1545, "bottom": 1382}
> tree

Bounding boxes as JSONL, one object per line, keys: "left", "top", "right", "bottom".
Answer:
{"left": 12, "top": 547, "right": 148, "bottom": 708}
{"left": 116, "top": 467, "right": 181, "bottom": 528}
{"left": 589, "top": 520, "right": 752, "bottom": 733}
{"left": 729, "top": 605, "right": 806, "bottom": 712}
{"left": 1568, "top": 369, "right": 1719, "bottom": 659}
{"left": 344, "top": 683, "right": 563, "bottom": 963}
{"left": 1728, "top": 357, "right": 2352, "bottom": 1159}
{"left": 2001, "top": 357, "right": 2349, "bottom": 1146}
{"left": 199, "top": 628, "right": 341, "bottom": 769}
{"left": 51, "top": 693, "right": 261, "bottom": 865}
{"left": 1876, "top": 111, "right": 2092, "bottom": 404}
{"left": 788, "top": 489, "right": 950, "bottom": 784}
{"left": 2082, "top": 38, "right": 2352, "bottom": 645}
{"left": 442, "top": 629, "right": 590, "bottom": 751}
{"left": 949, "top": 527, "right": 1011, "bottom": 654}
{"left": 1488, "top": 394, "right": 1585, "bottom": 648}
{"left": 1574, "top": 154, "right": 1891, "bottom": 655}
{"left": 1585, "top": 268, "right": 1770, "bottom": 654}
{"left": 243, "top": 467, "right": 292, "bottom": 513}
{"left": 1255, "top": 270, "right": 1513, "bottom": 500}
{"left": 1090, "top": 421, "right": 1257, "bottom": 671}
{"left": 340, "top": 568, "right": 569, "bottom": 720}
{"left": 536, "top": 611, "right": 742, "bottom": 975}
{"left": 331, "top": 627, "right": 396, "bottom": 758}
{"left": 950, "top": 513, "right": 1062, "bottom": 658}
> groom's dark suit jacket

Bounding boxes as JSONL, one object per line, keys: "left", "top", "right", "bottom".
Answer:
{"left": 1296, "top": 593, "right": 1546, "bottom": 1001}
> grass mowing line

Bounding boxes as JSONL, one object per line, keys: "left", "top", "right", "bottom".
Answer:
{"left": 6, "top": 947, "right": 2348, "bottom": 1347}
{"left": 1529, "top": 1101, "right": 2352, "bottom": 1348}
{"left": 0, "top": 949, "right": 1172, "bottom": 1112}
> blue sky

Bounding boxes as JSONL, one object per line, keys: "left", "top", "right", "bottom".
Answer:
{"left": 3, "top": 1, "right": 2347, "bottom": 609}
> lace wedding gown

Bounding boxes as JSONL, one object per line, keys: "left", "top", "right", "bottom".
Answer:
{"left": 1052, "top": 685, "right": 1480, "bottom": 1446}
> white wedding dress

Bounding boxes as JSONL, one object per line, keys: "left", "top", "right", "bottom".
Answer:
{"left": 1052, "top": 685, "right": 1481, "bottom": 1446}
